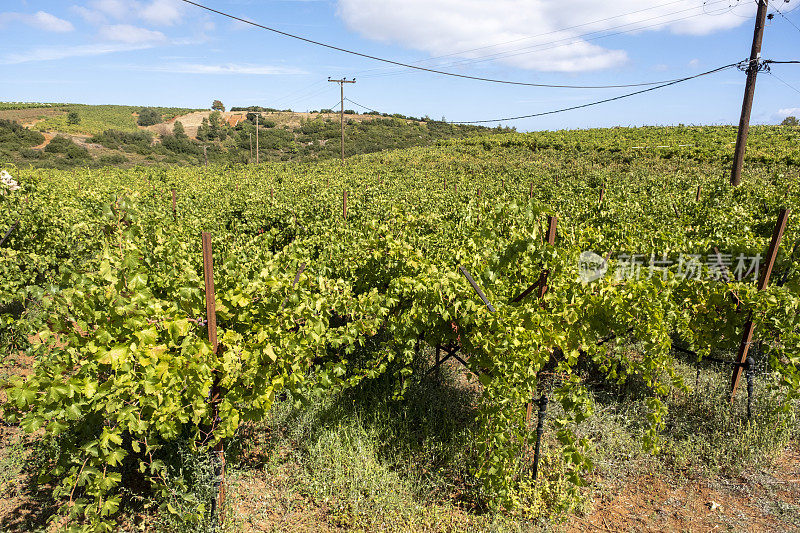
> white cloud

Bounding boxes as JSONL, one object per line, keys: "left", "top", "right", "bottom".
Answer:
{"left": 0, "top": 11, "right": 75, "bottom": 33}
{"left": 88, "top": 0, "right": 130, "bottom": 19}
{"left": 688, "top": 58, "right": 700, "bottom": 68}
{"left": 99, "top": 24, "right": 167, "bottom": 44}
{"left": 140, "top": 0, "right": 184, "bottom": 26}
{"left": 71, "top": 5, "right": 108, "bottom": 24}
{"left": 30, "top": 11, "right": 75, "bottom": 32}
{"left": 336, "top": 0, "right": 756, "bottom": 72}
{"left": 777, "top": 107, "right": 800, "bottom": 117}
{"left": 83, "top": 0, "right": 185, "bottom": 26}
{"left": 141, "top": 63, "right": 307, "bottom": 75}
{"left": 1, "top": 42, "right": 155, "bottom": 65}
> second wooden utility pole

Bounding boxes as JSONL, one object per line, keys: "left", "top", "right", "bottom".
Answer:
{"left": 256, "top": 114, "right": 260, "bottom": 165}
{"left": 329, "top": 77, "right": 356, "bottom": 162}
{"left": 730, "top": 0, "right": 769, "bottom": 187}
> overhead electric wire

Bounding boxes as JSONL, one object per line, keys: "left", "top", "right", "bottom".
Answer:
{"left": 768, "top": 70, "right": 800, "bottom": 95}
{"left": 452, "top": 62, "right": 738, "bottom": 123}
{"left": 178, "top": 0, "right": 724, "bottom": 90}
{"left": 382, "top": 0, "right": 738, "bottom": 73}
{"left": 770, "top": 0, "right": 800, "bottom": 34}
{"left": 351, "top": 0, "right": 733, "bottom": 77}
{"left": 345, "top": 98, "right": 381, "bottom": 114}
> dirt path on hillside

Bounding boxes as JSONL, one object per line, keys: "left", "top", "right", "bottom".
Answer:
{"left": 31, "top": 132, "right": 54, "bottom": 150}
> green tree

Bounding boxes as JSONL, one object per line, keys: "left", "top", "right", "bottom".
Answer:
{"left": 212, "top": 100, "right": 225, "bottom": 112}
{"left": 137, "top": 108, "right": 162, "bottom": 127}
{"left": 67, "top": 111, "right": 81, "bottom": 125}
{"left": 173, "top": 120, "right": 187, "bottom": 139}
{"left": 781, "top": 116, "right": 799, "bottom": 126}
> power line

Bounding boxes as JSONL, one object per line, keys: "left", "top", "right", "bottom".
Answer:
{"left": 452, "top": 62, "right": 738, "bottom": 123}
{"left": 388, "top": 0, "right": 738, "bottom": 73}
{"left": 352, "top": 0, "right": 733, "bottom": 77}
{"left": 770, "top": 0, "right": 800, "bottom": 33}
{"left": 768, "top": 70, "right": 800, "bottom": 94}
{"left": 178, "top": 0, "right": 725, "bottom": 90}
{"left": 345, "top": 98, "right": 380, "bottom": 114}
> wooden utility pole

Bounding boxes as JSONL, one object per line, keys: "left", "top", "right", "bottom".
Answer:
{"left": 730, "top": 0, "right": 769, "bottom": 187}
{"left": 255, "top": 114, "right": 260, "bottom": 164}
{"left": 328, "top": 77, "right": 356, "bottom": 162}
{"left": 249, "top": 132, "right": 253, "bottom": 163}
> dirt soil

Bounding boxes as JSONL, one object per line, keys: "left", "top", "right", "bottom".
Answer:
{"left": 0, "top": 107, "right": 64, "bottom": 126}
{"left": 564, "top": 447, "right": 800, "bottom": 532}
{"left": 148, "top": 110, "right": 417, "bottom": 138}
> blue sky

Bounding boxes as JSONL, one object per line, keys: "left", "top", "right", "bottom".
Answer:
{"left": 1, "top": 0, "right": 799, "bottom": 131}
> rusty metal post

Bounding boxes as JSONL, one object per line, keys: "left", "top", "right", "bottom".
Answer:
{"left": 201, "top": 233, "right": 224, "bottom": 523}
{"left": 730, "top": 208, "right": 790, "bottom": 401}
{"left": 343, "top": 190, "right": 348, "bottom": 220}
{"left": 696, "top": 185, "right": 702, "bottom": 202}
{"left": 526, "top": 216, "right": 557, "bottom": 426}
{"left": 0, "top": 222, "right": 18, "bottom": 247}
{"left": 171, "top": 189, "right": 177, "bottom": 220}
{"left": 531, "top": 395, "right": 549, "bottom": 480}
{"left": 537, "top": 216, "right": 557, "bottom": 299}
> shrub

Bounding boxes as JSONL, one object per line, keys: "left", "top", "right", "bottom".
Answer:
{"left": 90, "top": 130, "right": 153, "bottom": 151}
{"left": 161, "top": 134, "right": 200, "bottom": 155}
{"left": 0, "top": 119, "right": 45, "bottom": 149}
{"left": 781, "top": 116, "right": 799, "bottom": 126}
{"left": 138, "top": 108, "right": 163, "bottom": 127}
{"left": 67, "top": 111, "right": 81, "bottom": 125}
{"left": 173, "top": 121, "right": 187, "bottom": 139}
{"left": 98, "top": 153, "right": 128, "bottom": 165}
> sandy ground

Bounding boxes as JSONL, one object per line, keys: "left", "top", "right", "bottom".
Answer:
{"left": 147, "top": 110, "right": 410, "bottom": 138}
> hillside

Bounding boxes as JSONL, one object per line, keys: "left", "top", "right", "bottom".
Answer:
{"left": 0, "top": 102, "right": 510, "bottom": 169}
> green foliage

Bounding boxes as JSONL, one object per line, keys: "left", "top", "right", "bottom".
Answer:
{"left": 90, "top": 130, "right": 153, "bottom": 152}
{"left": 44, "top": 136, "right": 91, "bottom": 159}
{"left": 34, "top": 105, "right": 196, "bottom": 136}
{"left": 196, "top": 112, "right": 228, "bottom": 142}
{"left": 138, "top": 108, "right": 163, "bottom": 127}
{"left": 172, "top": 121, "right": 187, "bottom": 139}
{"left": 0, "top": 102, "right": 60, "bottom": 110}
{"left": 0, "top": 125, "right": 798, "bottom": 530}
{"left": 67, "top": 111, "right": 81, "bottom": 125}
{"left": 211, "top": 100, "right": 225, "bottom": 112}
{"left": 0, "top": 119, "right": 45, "bottom": 150}
{"left": 782, "top": 116, "right": 799, "bottom": 127}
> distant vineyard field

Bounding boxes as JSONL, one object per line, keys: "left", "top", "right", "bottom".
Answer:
{"left": 32, "top": 104, "right": 199, "bottom": 135}
{"left": 0, "top": 102, "right": 62, "bottom": 111}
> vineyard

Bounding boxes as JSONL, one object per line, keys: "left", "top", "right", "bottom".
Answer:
{"left": 1, "top": 125, "right": 799, "bottom": 531}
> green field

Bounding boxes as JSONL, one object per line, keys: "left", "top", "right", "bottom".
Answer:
{"left": 31, "top": 104, "right": 197, "bottom": 136}
{"left": 1, "top": 125, "right": 799, "bottom": 531}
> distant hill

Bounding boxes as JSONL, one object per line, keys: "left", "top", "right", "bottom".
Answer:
{"left": 0, "top": 103, "right": 512, "bottom": 169}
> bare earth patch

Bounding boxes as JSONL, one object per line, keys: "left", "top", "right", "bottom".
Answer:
{"left": 148, "top": 110, "right": 419, "bottom": 138}
{"left": 0, "top": 107, "right": 65, "bottom": 127}
{"left": 565, "top": 445, "right": 800, "bottom": 532}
